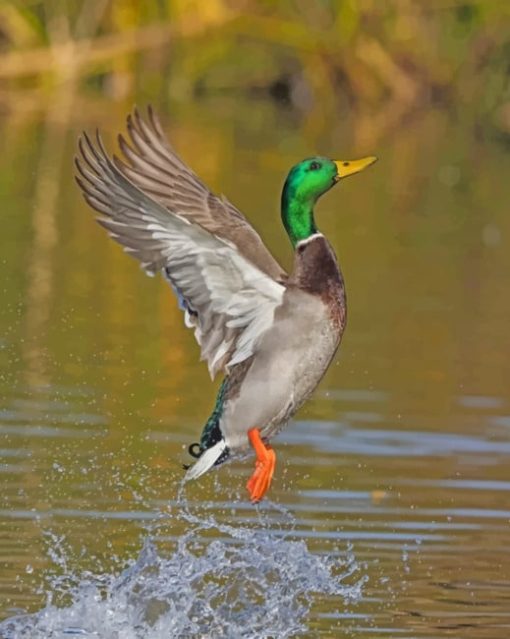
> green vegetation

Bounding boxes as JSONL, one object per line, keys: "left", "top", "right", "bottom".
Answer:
{"left": 0, "top": 0, "right": 509, "bottom": 137}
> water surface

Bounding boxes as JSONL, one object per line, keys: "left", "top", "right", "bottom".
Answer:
{"left": 1, "top": 94, "right": 509, "bottom": 637}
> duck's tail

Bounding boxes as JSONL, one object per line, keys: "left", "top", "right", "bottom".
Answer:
{"left": 184, "top": 378, "right": 229, "bottom": 481}
{"left": 184, "top": 439, "right": 228, "bottom": 481}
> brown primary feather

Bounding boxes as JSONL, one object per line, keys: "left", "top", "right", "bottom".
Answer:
{"left": 112, "top": 106, "right": 287, "bottom": 282}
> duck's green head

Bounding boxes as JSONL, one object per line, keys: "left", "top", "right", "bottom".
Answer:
{"left": 281, "top": 156, "right": 377, "bottom": 247}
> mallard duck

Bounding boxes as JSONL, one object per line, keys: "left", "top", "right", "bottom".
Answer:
{"left": 75, "top": 107, "right": 376, "bottom": 503}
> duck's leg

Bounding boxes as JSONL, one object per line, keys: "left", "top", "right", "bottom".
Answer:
{"left": 246, "top": 428, "right": 276, "bottom": 503}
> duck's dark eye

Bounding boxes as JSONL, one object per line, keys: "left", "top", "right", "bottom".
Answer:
{"left": 310, "top": 161, "right": 321, "bottom": 171}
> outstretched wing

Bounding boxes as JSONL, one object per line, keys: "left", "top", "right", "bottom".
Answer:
{"left": 114, "top": 107, "right": 286, "bottom": 282}
{"left": 75, "top": 131, "right": 286, "bottom": 378}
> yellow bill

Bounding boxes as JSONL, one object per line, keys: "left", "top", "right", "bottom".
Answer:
{"left": 334, "top": 156, "right": 378, "bottom": 180}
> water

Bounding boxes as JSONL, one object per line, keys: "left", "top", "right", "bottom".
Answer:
{"left": 1, "top": 94, "right": 510, "bottom": 637}
{"left": 0, "top": 502, "right": 364, "bottom": 638}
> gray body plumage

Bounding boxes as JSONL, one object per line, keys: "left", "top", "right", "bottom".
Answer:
{"left": 220, "top": 236, "right": 346, "bottom": 451}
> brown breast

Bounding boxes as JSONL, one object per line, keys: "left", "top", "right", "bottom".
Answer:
{"left": 289, "top": 234, "right": 347, "bottom": 330}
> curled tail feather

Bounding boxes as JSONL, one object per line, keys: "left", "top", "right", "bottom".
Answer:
{"left": 184, "top": 440, "right": 228, "bottom": 481}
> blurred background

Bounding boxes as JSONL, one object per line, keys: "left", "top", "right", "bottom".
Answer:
{"left": 1, "top": 1, "right": 510, "bottom": 637}
{"left": 1, "top": 0, "right": 510, "bottom": 136}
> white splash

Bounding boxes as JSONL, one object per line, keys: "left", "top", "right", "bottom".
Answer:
{"left": 0, "top": 505, "right": 366, "bottom": 638}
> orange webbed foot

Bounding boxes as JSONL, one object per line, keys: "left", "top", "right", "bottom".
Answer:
{"left": 246, "top": 428, "right": 276, "bottom": 503}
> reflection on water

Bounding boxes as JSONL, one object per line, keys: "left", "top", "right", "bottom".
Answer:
{"left": 1, "top": 96, "right": 510, "bottom": 637}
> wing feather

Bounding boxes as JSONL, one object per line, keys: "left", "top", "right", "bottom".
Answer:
{"left": 75, "top": 128, "right": 286, "bottom": 378}
{"left": 112, "top": 107, "right": 287, "bottom": 282}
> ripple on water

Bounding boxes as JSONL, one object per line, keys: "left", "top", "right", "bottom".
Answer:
{"left": 0, "top": 504, "right": 366, "bottom": 639}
